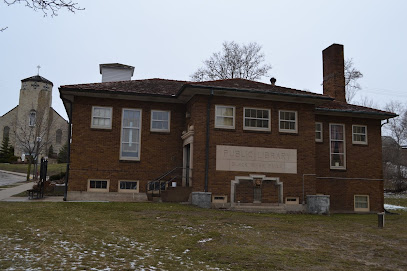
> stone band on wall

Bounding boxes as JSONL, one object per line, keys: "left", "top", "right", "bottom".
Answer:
{"left": 216, "top": 145, "right": 297, "bottom": 174}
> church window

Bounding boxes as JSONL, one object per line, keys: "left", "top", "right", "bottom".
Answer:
{"left": 56, "top": 129, "right": 62, "bottom": 144}
{"left": 29, "top": 110, "right": 36, "bottom": 127}
{"left": 3, "top": 126, "right": 10, "bottom": 139}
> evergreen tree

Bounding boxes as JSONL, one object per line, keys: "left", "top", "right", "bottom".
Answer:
{"left": 0, "top": 136, "right": 14, "bottom": 163}
{"left": 48, "top": 145, "right": 55, "bottom": 158}
{"left": 57, "top": 143, "right": 68, "bottom": 163}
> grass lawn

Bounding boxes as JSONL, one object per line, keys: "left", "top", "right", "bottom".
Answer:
{"left": 0, "top": 201, "right": 406, "bottom": 270}
{"left": 0, "top": 163, "right": 66, "bottom": 176}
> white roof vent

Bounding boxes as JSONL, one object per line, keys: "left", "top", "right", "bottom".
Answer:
{"left": 99, "top": 63, "right": 135, "bottom": 82}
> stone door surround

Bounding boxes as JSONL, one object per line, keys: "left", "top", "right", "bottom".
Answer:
{"left": 230, "top": 174, "right": 283, "bottom": 206}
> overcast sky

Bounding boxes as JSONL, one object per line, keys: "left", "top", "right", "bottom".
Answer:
{"left": 1, "top": 0, "right": 406, "bottom": 119}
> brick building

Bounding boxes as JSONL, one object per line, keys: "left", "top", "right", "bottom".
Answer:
{"left": 59, "top": 44, "right": 396, "bottom": 213}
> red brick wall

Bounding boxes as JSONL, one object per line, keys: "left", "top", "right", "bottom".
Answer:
{"left": 315, "top": 115, "right": 384, "bottom": 212}
{"left": 187, "top": 95, "right": 317, "bottom": 203}
{"left": 69, "top": 96, "right": 185, "bottom": 192}
{"left": 262, "top": 181, "right": 279, "bottom": 203}
{"left": 316, "top": 178, "right": 384, "bottom": 212}
{"left": 68, "top": 94, "right": 385, "bottom": 213}
{"left": 235, "top": 180, "right": 254, "bottom": 203}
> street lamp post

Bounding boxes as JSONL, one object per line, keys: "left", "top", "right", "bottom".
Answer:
{"left": 34, "top": 136, "right": 42, "bottom": 180}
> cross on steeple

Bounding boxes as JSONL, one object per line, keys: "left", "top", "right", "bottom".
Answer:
{"left": 37, "top": 65, "right": 41, "bottom": 75}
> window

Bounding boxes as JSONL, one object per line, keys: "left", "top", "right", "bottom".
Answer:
{"left": 315, "top": 122, "right": 323, "bottom": 142}
{"left": 118, "top": 180, "right": 139, "bottom": 193}
{"left": 243, "top": 108, "right": 270, "bottom": 131}
{"left": 56, "top": 129, "right": 62, "bottom": 144}
{"left": 215, "top": 105, "right": 235, "bottom": 129}
{"left": 120, "top": 108, "right": 142, "bottom": 160}
{"left": 279, "top": 110, "right": 297, "bottom": 133}
{"left": 354, "top": 195, "right": 369, "bottom": 212}
{"left": 330, "top": 123, "right": 346, "bottom": 169}
{"left": 91, "top": 106, "right": 112, "bottom": 129}
{"left": 88, "top": 179, "right": 109, "bottom": 192}
{"left": 151, "top": 110, "right": 170, "bottom": 132}
{"left": 3, "top": 126, "right": 10, "bottom": 139}
{"left": 29, "top": 110, "right": 36, "bottom": 127}
{"left": 352, "top": 125, "right": 367, "bottom": 145}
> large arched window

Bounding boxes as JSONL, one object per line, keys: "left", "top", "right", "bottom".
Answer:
{"left": 56, "top": 129, "right": 62, "bottom": 144}
{"left": 29, "top": 110, "right": 36, "bottom": 127}
{"left": 3, "top": 126, "right": 10, "bottom": 139}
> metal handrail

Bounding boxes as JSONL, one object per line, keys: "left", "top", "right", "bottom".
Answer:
{"left": 146, "top": 166, "right": 193, "bottom": 198}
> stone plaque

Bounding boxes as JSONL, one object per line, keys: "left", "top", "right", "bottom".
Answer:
{"left": 216, "top": 145, "right": 297, "bottom": 174}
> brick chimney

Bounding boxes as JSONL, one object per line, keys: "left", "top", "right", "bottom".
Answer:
{"left": 322, "top": 44, "right": 346, "bottom": 103}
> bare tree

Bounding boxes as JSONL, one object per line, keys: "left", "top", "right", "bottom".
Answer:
{"left": 2, "top": 0, "right": 83, "bottom": 31}
{"left": 345, "top": 58, "right": 363, "bottom": 102}
{"left": 191, "top": 41, "right": 272, "bottom": 82}
{"left": 382, "top": 101, "right": 407, "bottom": 191}
{"left": 14, "top": 106, "right": 53, "bottom": 181}
{"left": 355, "top": 96, "right": 379, "bottom": 109}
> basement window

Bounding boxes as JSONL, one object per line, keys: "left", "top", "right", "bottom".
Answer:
{"left": 285, "top": 197, "right": 299, "bottom": 205}
{"left": 354, "top": 195, "right": 369, "bottom": 212}
{"left": 212, "top": 195, "right": 227, "bottom": 203}
{"left": 352, "top": 125, "right": 367, "bottom": 145}
{"left": 315, "top": 122, "right": 323, "bottom": 142}
{"left": 91, "top": 106, "right": 112, "bottom": 129}
{"left": 279, "top": 110, "right": 297, "bottom": 133}
{"left": 118, "top": 180, "right": 139, "bottom": 193}
{"left": 88, "top": 179, "right": 109, "bottom": 192}
{"left": 215, "top": 105, "right": 235, "bottom": 129}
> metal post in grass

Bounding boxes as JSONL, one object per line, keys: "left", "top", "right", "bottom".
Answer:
{"left": 378, "top": 212, "right": 385, "bottom": 228}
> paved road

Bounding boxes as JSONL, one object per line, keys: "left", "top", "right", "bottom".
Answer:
{"left": 0, "top": 171, "right": 26, "bottom": 186}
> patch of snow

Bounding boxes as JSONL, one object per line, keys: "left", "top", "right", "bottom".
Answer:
{"left": 183, "top": 249, "right": 190, "bottom": 254}
{"left": 384, "top": 204, "right": 407, "bottom": 210}
{"left": 198, "top": 238, "right": 213, "bottom": 243}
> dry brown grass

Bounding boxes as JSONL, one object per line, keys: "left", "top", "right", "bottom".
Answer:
{"left": 0, "top": 201, "right": 406, "bottom": 270}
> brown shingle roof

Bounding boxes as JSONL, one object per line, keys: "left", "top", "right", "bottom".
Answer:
{"left": 316, "top": 100, "right": 396, "bottom": 117}
{"left": 61, "top": 78, "right": 329, "bottom": 99}
{"left": 186, "top": 78, "right": 326, "bottom": 98}
{"left": 60, "top": 78, "right": 187, "bottom": 96}
{"left": 60, "top": 78, "right": 395, "bottom": 118}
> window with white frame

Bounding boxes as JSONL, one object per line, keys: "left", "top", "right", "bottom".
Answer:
{"left": 330, "top": 123, "right": 346, "bottom": 169}
{"left": 88, "top": 179, "right": 109, "bottom": 192}
{"left": 352, "top": 125, "right": 367, "bottom": 144}
{"left": 243, "top": 108, "right": 270, "bottom": 131}
{"left": 120, "top": 109, "right": 142, "bottom": 160}
{"left": 215, "top": 105, "right": 235, "bottom": 129}
{"left": 118, "top": 180, "right": 139, "bottom": 193}
{"left": 151, "top": 110, "right": 170, "bottom": 132}
{"left": 29, "top": 110, "right": 36, "bottom": 127}
{"left": 315, "top": 122, "right": 323, "bottom": 142}
{"left": 91, "top": 106, "right": 112, "bottom": 129}
{"left": 279, "top": 110, "right": 297, "bottom": 133}
{"left": 354, "top": 195, "right": 369, "bottom": 212}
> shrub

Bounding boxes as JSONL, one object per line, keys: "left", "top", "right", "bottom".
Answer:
{"left": 49, "top": 172, "right": 66, "bottom": 181}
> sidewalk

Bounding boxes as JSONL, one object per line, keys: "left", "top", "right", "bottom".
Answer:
{"left": 0, "top": 182, "right": 34, "bottom": 201}
{"left": 0, "top": 169, "right": 34, "bottom": 179}
{"left": 0, "top": 170, "right": 63, "bottom": 202}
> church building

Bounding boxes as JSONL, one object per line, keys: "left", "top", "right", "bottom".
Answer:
{"left": 59, "top": 44, "right": 396, "bottom": 213}
{"left": 0, "top": 74, "right": 68, "bottom": 159}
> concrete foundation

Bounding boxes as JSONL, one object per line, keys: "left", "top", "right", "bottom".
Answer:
{"left": 67, "top": 191, "right": 148, "bottom": 202}
{"left": 307, "top": 195, "right": 330, "bottom": 215}
{"left": 191, "top": 192, "right": 212, "bottom": 209}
